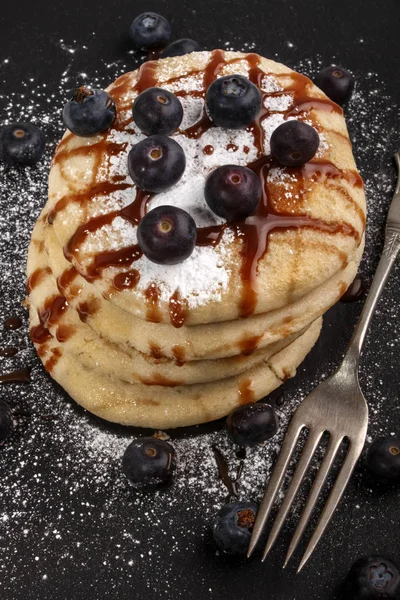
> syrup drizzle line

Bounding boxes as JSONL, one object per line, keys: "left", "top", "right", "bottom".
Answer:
{"left": 47, "top": 50, "right": 363, "bottom": 326}
{"left": 0, "top": 368, "right": 31, "bottom": 384}
{"left": 212, "top": 445, "right": 244, "bottom": 501}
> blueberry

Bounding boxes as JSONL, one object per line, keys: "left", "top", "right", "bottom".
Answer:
{"left": 205, "top": 165, "right": 261, "bottom": 221}
{"left": 133, "top": 88, "right": 183, "bottom": 136}
{"left": 213, "top": 501, "right": 258, "bottom": 555}
{"left": 128, "top": 135, "right": 186, "bottom": 193}
{"left": 343, "top": 555, "right": 400, "bottom": 599}
{"left": 122, "top": 436, "right": 175, "bottom": 491}
{"left": 270, "top": 120, "right": 320, "bottom": 167}
{"left": 226, "top": 403, "right": 278, "bottom": 446}
{"left": 366, "top": 436, "right": 400, "bottom": 485}
{"left": 62, "top": 87, "right": 116, "bottom": 138}
{"left": 206, "top": 75, "right": 262, "bottom": 129}
{"left": 314, "top": 65, "right": 355, "bottom": 105}
{"left": 160, "top": 39, "right": 201, "bottom": 59}
{"left": 129, "top": 12, "right": 171, "bottom": 50}
{"left": 0, "top": 123, "right": 45, "bottom": 166}
{"left": 0, "top": 399, "right": 13, "bottom": 444}
{"left": 137, "top": 205, "right": 196, "bottom": 265}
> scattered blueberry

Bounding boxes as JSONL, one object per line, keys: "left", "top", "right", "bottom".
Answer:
{"left": 0, "top": 399, "right": 13, "bottom": 444}
{"left": 213, "top": 501, "right": 258, "bottom": 555}
{"left": 314, "top": 65, "right": 355, "bottom": 105}
{"left": 122, "top": 436, "right": 175, "bottom": 491}
{"left": 0, "top": 123, "right": 45, "bottom": 166}
{"left": 205, "top": 165, "right": 261, "bottom": 221}
{"left": 160, "top": 38, "right": 201, "bottom": 58}
{"left": 129, "top": 12, "right": 171, "bottom": 50}
{"left": 343, "top": 555, "right": 400, "bottom": 599}
{"left": 137, "top": 205, "right": 196, "bottom": 265}
{"left": 62, "top": 87, "right": 116, "bottom": 137}
{"left": 366, "top": 436, "right": 400, "bottom": 485}
{"left": 270, "top": 120, "right": 320, "bottom": 167}
{"left": 206, "top": 74, "right": 262, "bottom": 129}
{"left": 133, "top": 88, "right": 183, "bottom": 136}
{"left": 226, "top": 403, "right": 278, "bottom": 446}
{"left": 128, "top": 135, "right": 186, "bottom": 193}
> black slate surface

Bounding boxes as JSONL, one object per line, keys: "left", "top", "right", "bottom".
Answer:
{"left": 0, "top": 1, "right": 399, "bottom": 599}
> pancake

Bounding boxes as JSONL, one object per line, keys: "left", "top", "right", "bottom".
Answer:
{"left": 28, "top": 306, "right": 322, "bottom": 428}
{"left": 35, "top": 215, "right": 363, "bottom": 361}
{"left": 27, "top": 49, "right": 365, "bottom": 427}
{"left": 46, "top": 50, "right": 366, "bottom": 327}
{"left": 27, "top": 217, "right": 312, "bottom": 386}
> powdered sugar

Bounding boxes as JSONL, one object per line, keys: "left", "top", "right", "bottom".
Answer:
{"left": 134, "top": 241, "right": 231, "bottom": 306}
{"left": 178, "top": 96, "right": 204, "bottom": 130}
{"left": 263, "top": 94, "right": 293, "bottom": 112}
{"left": 261, "top": 75, "right": 284, "bottom": 93}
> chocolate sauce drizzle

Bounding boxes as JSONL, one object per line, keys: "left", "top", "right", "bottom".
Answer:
{"left": 5, "top": 316, "right": 23, "bottom": 330}
{"left": 26, "top": 267, "right": 52, "bottom": 293}
{"left": 0, "top": 367, "right": 31, "bottom": 384}
{"left": 0, "top": 347, "right": 18, "bottom": 357}
{"left": 341, "top": 274, "right": 365, "bottom": 302}
{"left": 47, "top": 49, "right": 363, "bottom": 329}
{"left": 212, "top": 445, "right": 244, "bottom": 501}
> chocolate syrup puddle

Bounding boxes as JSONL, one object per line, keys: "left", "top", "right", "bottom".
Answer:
{"left": 341, "top": 274, "right": 365, "bottom": 302}
{"left": 274, "top": 389, "right": 286, "bottom": 407}
{"left": 5, "top": 316, "right": 22, "bottom": 330}
{"left": 212, "top": 445, "right": 244, "bottom": 502}
{"left": 0, "top": 347, "right": 18, "bottom": 357}
{"left": 0, "top": 367, "right": 31, "bottom": 384}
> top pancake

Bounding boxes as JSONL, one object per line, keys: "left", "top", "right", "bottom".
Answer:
{"left": 46, "top": 50, "right": 366, "bottom": 327}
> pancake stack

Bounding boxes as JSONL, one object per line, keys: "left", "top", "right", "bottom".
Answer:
{"left": 26, "top": 51, "right": 366, "bottom": 428}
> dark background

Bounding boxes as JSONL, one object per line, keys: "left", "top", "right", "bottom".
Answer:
{"left": 0, "top": 1, "right": 400, "bottom": 599}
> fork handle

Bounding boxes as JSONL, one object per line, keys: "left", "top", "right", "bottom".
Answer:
{"left": 341, "top": 154, "right": 400, "bottom": 372}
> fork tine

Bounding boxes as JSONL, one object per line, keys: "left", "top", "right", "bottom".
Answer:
{"left": 247, "top": 414, "right": 305, "bottom": 558}
{"left": 283, "top": 434, "right": 343, "bottom": 568}
{"left": 296, "top": 442, "right": 362, "bottom": 573}
{"left": 262, "top": 428, "right": 325, "bottom": 561}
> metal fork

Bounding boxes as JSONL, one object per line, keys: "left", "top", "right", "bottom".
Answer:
{"left": 248, "top": 152, "right": 400, "bottom": 572}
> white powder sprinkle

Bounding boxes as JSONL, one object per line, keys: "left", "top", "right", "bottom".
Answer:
{"left": 263, "top": 93, "right": 293, "bottom": 112}
{"left": 260, "top": 75, "right": 283, "bottom": 93}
